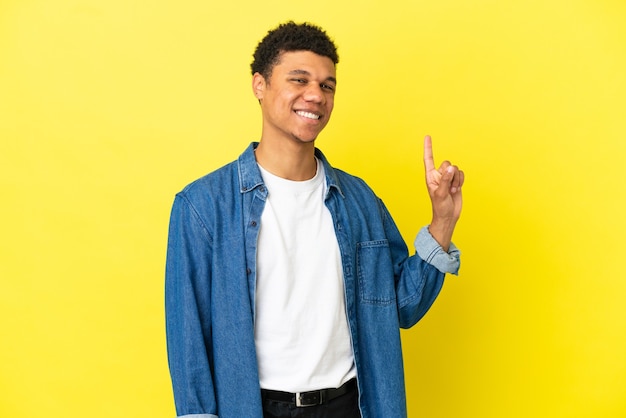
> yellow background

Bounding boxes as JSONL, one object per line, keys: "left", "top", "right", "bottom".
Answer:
{"left": 1, "top": 0, "right": 625, "bottom": 416}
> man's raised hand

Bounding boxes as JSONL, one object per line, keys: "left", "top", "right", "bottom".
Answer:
{"left": 423, "top": 135, "right": 464, "bottom": 251}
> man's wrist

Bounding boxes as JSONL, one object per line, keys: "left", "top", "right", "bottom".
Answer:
{"left": 427, "top": 218, "right": 457, "bottom": 252}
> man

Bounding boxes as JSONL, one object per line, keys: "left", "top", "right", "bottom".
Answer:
{"left": 165, "top": 21, "right": 464, "bottom": 418}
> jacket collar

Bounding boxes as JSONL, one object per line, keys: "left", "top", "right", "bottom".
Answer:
{"left": 237, "top": 142, "right": 344, "bottom": 198}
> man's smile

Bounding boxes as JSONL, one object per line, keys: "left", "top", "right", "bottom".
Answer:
{"left": 295, "top": 110, "right": 322, "bottom": 120}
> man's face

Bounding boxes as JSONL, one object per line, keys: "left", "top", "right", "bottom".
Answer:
{"left": 253, "top": 50, "right": 336, "bottom": 144}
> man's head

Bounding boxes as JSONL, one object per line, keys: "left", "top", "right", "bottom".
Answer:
{"left": 251, "top": 22, "right": 339, "bottom": 145}
{"left": 251, "top": 21, "right": 339, "bottom": 81}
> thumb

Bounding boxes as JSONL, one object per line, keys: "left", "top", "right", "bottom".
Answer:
{"left": 436, "top": 165, "right": 455, "bottom": 195}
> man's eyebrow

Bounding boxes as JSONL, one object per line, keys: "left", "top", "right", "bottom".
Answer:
{"left": 288, "top": 69, "right": 310, "bottom": 76}
{"left": 288, "top": 69, "right": 337, "bottom": 85}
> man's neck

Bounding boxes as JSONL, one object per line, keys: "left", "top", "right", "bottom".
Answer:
{"left": 255, "top": 138, "right": 317, "bottom": 181}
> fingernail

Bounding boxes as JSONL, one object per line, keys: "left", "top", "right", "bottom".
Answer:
{"left": 447, "top": 166, "right": 454, "bottom": 173}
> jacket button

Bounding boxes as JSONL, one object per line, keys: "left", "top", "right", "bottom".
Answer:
{"left": 250, "top": 220, "right": 257, "bottom": 227}
{"left": 246, "top": 268, "right": 251, "bottom": 275}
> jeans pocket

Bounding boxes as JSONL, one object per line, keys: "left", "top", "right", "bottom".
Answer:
{"left": 356, "top": 240, "right": 396, "bottom": 305}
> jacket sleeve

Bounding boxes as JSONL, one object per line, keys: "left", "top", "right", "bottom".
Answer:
{"left": 378, "top": 199, "right": 459, "bottom": 329}
{"left": 165, "top": 194, "right": 219, "bottom": 417}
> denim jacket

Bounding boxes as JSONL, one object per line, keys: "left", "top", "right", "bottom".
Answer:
{"left": 165, "top": 143, "right": 460, "bottom": 418}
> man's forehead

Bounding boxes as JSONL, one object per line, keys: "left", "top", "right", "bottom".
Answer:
{"left": 275, "top": 51, "right": 336, "bottom": 75}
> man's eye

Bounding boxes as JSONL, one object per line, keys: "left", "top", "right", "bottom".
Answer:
{"left": 322, "top": 84, "right": 335, "bottom": 92}
{"left": 291, "top": 78, "right": 307, "bottom": 83}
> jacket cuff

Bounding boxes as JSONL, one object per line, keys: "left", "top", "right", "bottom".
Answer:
{"left": 177, "top": 414, "right": 218, "bottom": 418}
{"left": 414, "top": 226, "right": 461, "bottom": 275}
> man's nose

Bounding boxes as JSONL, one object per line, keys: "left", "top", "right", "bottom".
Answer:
{"left": 303, "top": 83, "right": 324, "bottom": 103}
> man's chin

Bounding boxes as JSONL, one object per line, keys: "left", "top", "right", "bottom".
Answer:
{"left": 292, "top": 133, "right": 319, "bottom": 144}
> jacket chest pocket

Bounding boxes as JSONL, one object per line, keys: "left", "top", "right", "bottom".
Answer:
{"left": 356, "top": 240, "right": 396, "bottom": 305}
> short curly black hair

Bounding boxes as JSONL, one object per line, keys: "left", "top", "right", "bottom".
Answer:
{"left": 251, "top": 21, "right": 339, "bottom": 79}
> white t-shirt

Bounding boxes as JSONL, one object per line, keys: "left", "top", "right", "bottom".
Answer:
{"left": 255, "top": 158, "right": 356, "bottom": 392}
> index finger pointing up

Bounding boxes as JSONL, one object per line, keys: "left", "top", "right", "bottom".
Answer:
{"left": 423, "top": 135, "right": 436, "bottom": 172}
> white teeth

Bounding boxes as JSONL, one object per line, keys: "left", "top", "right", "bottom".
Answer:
{"left": 296, "top": 111, "right": 321, "bottom": 120}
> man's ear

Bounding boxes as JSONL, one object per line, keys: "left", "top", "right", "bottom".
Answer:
{"left": 252, "top": 72, "right": 266, "bottom": 100}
